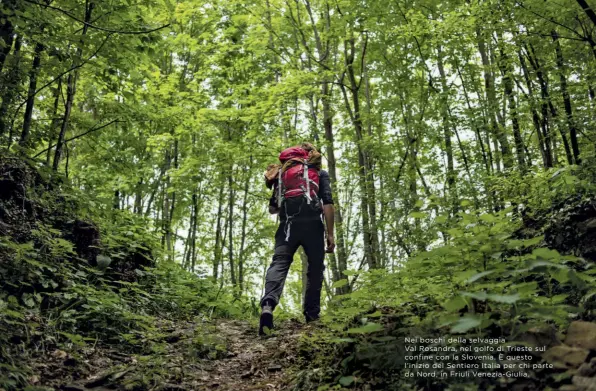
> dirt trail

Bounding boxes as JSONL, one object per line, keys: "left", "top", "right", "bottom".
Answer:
{"left": 33, "top": 319, "right": 304, "bottom": 391}
{"left": 194, "top": 320, "right": 302, "bottom": 390}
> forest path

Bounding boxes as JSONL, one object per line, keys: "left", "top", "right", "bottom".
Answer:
{"left": 37, "top": 319, "right": 304, "bottom": 391}
{"left": 193, "top": 319, "right": 303, "bottom": 390}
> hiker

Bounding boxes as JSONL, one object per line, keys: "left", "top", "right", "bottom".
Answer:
{"left": 259, "top": 143, "right": 335, "bottom": 335}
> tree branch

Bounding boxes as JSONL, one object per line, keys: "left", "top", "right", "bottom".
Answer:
{"left": 33, "top": 119, "right": 121, "bottom": 158}
{"left": 23, "top": 0, "right": 170, "bottom": 35}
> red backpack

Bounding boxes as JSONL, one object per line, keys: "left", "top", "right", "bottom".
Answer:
{"left": 276, "top": 147, "right": 320, "bottom": 206}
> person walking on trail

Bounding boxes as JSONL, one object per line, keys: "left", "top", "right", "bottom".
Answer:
{"left": 259, "top": 143, "right": 335, "bottom": 335}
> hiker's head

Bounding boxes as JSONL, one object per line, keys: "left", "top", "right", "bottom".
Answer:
{"left": 301, "top": 142, "right": 317, "bottom": 153}
{"left": 301, "top": 142, "right": 322, "bottom": 169}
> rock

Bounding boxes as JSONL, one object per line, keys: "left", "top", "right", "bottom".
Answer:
{"left": 267, "top": 364, "right": 282, "bottom": 372}
{"left": 52, "top": 350, "right": 68, "bottom": 359}
{"left": 516, "top": 325, "right": 561, "bottom": 354}
{"left": 573, "top": 375, "right": 596, "bottom": 391}
{"left": 578, "top": 358, "right": 596, "bottom": 377}
{"left": 558, "top": 386, "right": 579, "bottom": 391}
{"left": 543, "top": 345, "right": 589, "bottom": 369}
{"left": 565, "top": 321, "right": 596, "bottom": 350}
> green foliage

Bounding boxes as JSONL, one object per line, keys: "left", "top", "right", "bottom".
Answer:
{"left": 296, "top": 199, "right": 595, "bottom": 389}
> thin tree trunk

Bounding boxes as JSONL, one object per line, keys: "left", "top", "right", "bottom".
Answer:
{"left": 190, "top": 191, "right": 199, "bottom": 272}
{"left": 53, "top": 2, "right": 94, "bottom": 170}
{"left": 305, "top": 1, "right": 350, "bottom": 291}
{"left": 0, "top": 35, "right": 21, "bottom": 141}
{"left": 20, "top": 41, "right": 44, "bottom": 147}
{"left": 552, "top": 30, "right": 581, "bottom": 164}
{"left": 46, "top": 77, "right": 62, "bottom": 165}
{"left": 238, "top": 163, "right": 250, "bottom": 295}
{"left": 161, "top": 148, "right": 172, "bottom": 252}
{"left": 498, "top": 40, "right": 526, "bottom": 172}
{"left": 0, "top": 0, "right": 16, "bottom": 74}
{"left": 213, "top": 180, "right": 225, "bottom": 281}
{"left": 342, "top": 37, "right": 378, "bottom": 270}
{"left": 525, "top": 45, "right": 555, "bottom": 168}
{"left": 477, "top": 28, "right": 513, "bottom": 169}
{"left": 362, "top": 51, "right": 381, "bottom": 267}
{"left": 518, "top": 49, "right": 550, "bottom": 168}
{"left": 437, "top": 46, "right": 457, "bottom": 208}
{"left": 227, "top": 167, "right": 236, "bottom": 290}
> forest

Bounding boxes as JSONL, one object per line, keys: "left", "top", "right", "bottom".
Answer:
{"left": 1, "top": 0, "right": 596, "bottom": 389}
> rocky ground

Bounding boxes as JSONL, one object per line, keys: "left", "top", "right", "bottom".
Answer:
{"left": 542, "top": 321, "right": 596, "bottom": 391}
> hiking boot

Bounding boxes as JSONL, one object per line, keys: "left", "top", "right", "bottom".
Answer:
{"left": 259, "top": 303, "right": 274, "bottom": 336}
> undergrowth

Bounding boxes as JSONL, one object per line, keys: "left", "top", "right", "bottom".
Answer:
{"left": 0, "top": 158, "right": 242, "bottom": 390}
{"left": 293, "top": 165, "right": 596, "bottom": 390}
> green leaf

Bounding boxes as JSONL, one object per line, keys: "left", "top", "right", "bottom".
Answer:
{"left": 330, "top": 338, "right": 355, "bottom": 343}
{"left": 552, "top": 268, "right": 570, "bottom": 283}
{"left": 450, "top": 315, "right": 481, "bottom": 333}
{"left": 331, "top": 279, "right": 349, "bottom": 289}
{"left": 550, "top": 294, "right": 568, "bottom": 304}
{"left": 522, "top": 236, "right": 544, "bottom": 248}
{"left": 347, "top": 323, "right": 384, "bottom": 334}
{"left": 532, "top": 248, "right": 560, "bottom": 260}
{"left": 479, "top": 214, "right": 496, "bottom": 223}
{"left": 486, "top": 294, "right": 519, "bottom": 304}
{"left": 461, "top": 291, "right": 488, "bottom": 301}
{"left": 339, "top": 376, "right": 356, "bottom": 386}
{"left": 466, "top": 270, "right": 496, "bottom": 283}
{"left": 435, "top": 215, "right": 448, "bottom": 224}
{"left": 410, "top": 211, "right": 426, "bottom": 219}
{"left": 442, "top": 296, "right": 467, "bottom": 312}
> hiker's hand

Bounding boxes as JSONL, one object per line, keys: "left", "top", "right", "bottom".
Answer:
{"left": 269, "top": 206, "right": 279, "bottom": 215}
{"left": 326, "top": 234, "right": 335, "bottom": 253}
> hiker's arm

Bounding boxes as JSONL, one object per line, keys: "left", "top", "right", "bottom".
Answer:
{"left": 323, "top": 204, "right": 334, "bottom": 237}
{"left": 269, "top": 188, "right": 279, "bottom": 214}
{"left": 319, "top": 171, "right": 335, "bottom": 253}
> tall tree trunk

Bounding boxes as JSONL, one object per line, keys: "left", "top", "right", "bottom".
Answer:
{"left": 213, "top": 180, "right": 225, "bottom": 281}
{"left": 19, "top": 41, "right": 44, "bottom": 147}
{"left": 238, "top": 167, "right": 250, "bottom": 295}
{"left": 437, "top": 46, "right": 457, "bottom": 209}
{"left": 525, "top": 45, "right": 555, "bottom": 168}
{"left": 518, "top": 49, "right": 550, "bottom": 168}
{"left": 362, "top": 51, "right": 381, "bottom": 267}
{"left": 227, "top": 167, "right": 236, "bottom": 289}
{"left": 0, "top": 34, "right": 21, "bottom": 141}
{"left": 161, "top": 147, "right": 172, "bottom": 253}
{"left": 477, "top": 29, "right": 513, "bottom": 169}
{"left": 0, "top": 0, "right": 16, "bottom": 74}
{"left": 53, "top": 2, "right": 94, "bottom": 170}
{"left": 46, "top": 77, "right": 62, "bottom": 165}
{"left": 190, "top": 191, "right": 199, "bottom": 272}
{"left": 342, "top": 37, "right": 378, "bottom": 270}
{"left": 304, "top": 0, "right": 350, "bottom": 291}
{"left": 552, "top": 30, "right": 581, "bottom": 164}
{"left": 498, "top": 39, "right": 526, "bottom": 172}
{"left": 166, "top": 140, "right": 178, "bottom": 261}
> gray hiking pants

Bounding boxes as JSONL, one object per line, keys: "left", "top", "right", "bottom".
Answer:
{"left": 260, "top": 219, "right": 325, "bottom": 321}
